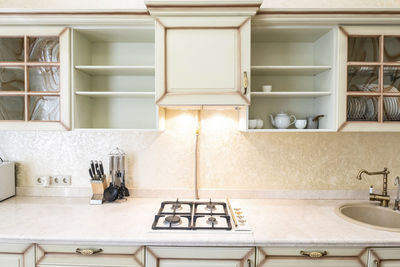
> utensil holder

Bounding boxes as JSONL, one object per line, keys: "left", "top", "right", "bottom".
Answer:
{"left": 90, "top": 178, "right": 108, "bottom": 205}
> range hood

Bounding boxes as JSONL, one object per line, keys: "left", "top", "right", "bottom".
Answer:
{"left": 146, "top": 0, "right": 262, "bottom": 108}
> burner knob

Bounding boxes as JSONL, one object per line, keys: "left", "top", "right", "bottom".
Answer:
{"left": 237, "top": 215, "right": 244, "bottom": 219}
{"left": 239, "top": 219, "right": 246, "bottom": 223}
{"left": 234, "top": 208, "right": 241, "bottom": 211}
{"left": 235, "top": 211, "right": 243, "bottom": 215}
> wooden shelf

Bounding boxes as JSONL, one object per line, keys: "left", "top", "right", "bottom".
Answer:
{"left": 75, "top": 91, "right": 155, "bottom": 98}
{"left": 75, "top": 66, "right": 155, "bottom": 75}
{"left": 251, "top": 66, "right": 331, "bottom": 76}
{"left": 251, "top": 91, "right": 331, "bottom": 98}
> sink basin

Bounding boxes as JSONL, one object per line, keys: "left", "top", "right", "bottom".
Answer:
{"left": 336, "top": 203, "right": 400, "bottom": 232}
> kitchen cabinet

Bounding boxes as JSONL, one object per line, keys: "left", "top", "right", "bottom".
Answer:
{"left": 338, "top": 26, "right": 400, "bottom": 131}
{"left": 72, "top": 26, "right": 165, "bottom": 130}
{"left": 368, "top": 248, "right": 400, "bottom": 267}
{"left": 256, "top": 247, "right": 368, "bottom": 267}
{"left": 36, "top": 244, "right": 144, "bottom": 267}
{"left": 147, "top": 1, "right": 261, "bottom": 107}
{"left": 0, "top": 243, "right": 35, "bottom": 267}
{"left": 0, "top": 26, "right": 70, "bottom": 130}
{"left": 239, "top": 25, "right": 337, "bottom": 132}
{"left": 146, "top": 246, "right": 255, "bottom": 267}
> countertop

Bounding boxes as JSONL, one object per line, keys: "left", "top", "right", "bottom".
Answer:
{"left": 1, "top": 196, "right": 400, "bottom": 246}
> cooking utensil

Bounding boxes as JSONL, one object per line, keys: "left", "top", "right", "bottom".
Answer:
{"left": 121, "top": 171, "right": 129, "bottom": 197}
{"left": 306, "top": 115, "right": 324, "bottom": 129}
{"left": 104, "top": 173, "right": 118, "bottom": 202}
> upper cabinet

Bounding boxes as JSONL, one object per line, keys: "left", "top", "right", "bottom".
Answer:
{"left": 339, "top": 26, "right": 400, "bottom": 131}
{"left": 146, "top": 1, "right": 261, "bottom": 107}
{"left": 0, "top": 26, "right": 70, "bottom": 130}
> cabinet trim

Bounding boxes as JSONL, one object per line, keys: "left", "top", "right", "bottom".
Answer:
{"left": 0, "top": 244, "right": 34, "bottom": 267}
{"left": 36, "top": 244, "right": 144, "bottom": 267}
{"left": 257, "top": 247, "right": 368, "bottom": 267}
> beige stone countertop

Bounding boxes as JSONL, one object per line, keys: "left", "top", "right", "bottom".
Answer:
{"left": 0, "top": 197, "right": 400, "bottom": 246}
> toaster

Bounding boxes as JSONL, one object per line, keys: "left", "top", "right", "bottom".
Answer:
{"left": 0, "top": 162, "right": 15, "bottom": 201}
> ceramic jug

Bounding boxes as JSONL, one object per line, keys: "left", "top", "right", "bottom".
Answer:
{"left": 269, "top": 112, "right": 296, "bottom": 129}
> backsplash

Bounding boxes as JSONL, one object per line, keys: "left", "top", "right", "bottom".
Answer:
{"left": 1, "top": 109, "right": 400, "bottom": 196}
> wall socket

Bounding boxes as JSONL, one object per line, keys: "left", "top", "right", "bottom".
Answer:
{"left": 36, "top": 175, "right": 71, "bottom": 186}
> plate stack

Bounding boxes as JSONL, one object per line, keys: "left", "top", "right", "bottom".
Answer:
{"left": 347, "top": 97, "right": 378, "bottom": 121}
{"left": 384, "top": 86, "right": 400, "bottom": 121}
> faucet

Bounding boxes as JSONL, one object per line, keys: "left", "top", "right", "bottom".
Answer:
{"left": 394, "top": 177, "right": 400, "bottom": 211}
{"left": 356, "top": 168, "right": 391, "bottom": 207}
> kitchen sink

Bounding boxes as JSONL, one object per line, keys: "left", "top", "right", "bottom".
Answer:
{"left": 336, "top": 203, "right": 400, "bottom": 232}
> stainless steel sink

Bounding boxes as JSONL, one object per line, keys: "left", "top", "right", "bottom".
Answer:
{"left": 336, "top": 203, "right": 400, "bottom": 232}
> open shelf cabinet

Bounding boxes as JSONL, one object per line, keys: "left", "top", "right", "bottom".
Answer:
{"left": 240, "top": 26, "right": 337, "bottom": 132}
{"left": 72, "top": 26, "right": 164, "bottom": 130}
{"left": 339, "top": 26, "right": 400, "bottom": 131}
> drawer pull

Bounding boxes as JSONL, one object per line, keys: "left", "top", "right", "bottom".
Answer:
{"left": 76, "top": 248, "right": 103, "bottom": 256}
{"left": 374, "top": 259, "right": 380, "bottom": 267}
{"left": 300, "top": 250, "right": 327, "bottom": 258}
{"left": 243, "top": 71, "right": 248, "bottom": 95}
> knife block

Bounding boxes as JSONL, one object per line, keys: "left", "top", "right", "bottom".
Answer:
{"left": 90, "top": 178, "right": 108, "bottom": 205}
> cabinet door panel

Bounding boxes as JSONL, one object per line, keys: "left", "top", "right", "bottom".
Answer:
{"left": 369, "top": 248, "right": 400, "bottom": 267}
{"left": 0, "top": 254, "right": 22, "bottom": 267}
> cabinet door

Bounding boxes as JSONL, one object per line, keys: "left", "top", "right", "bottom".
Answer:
{"left": 36, "top": 244, "right": 144, "bottom": 267}
{"left": 257, "top": 247, "right": 368, "bottom": 267}
{"left": 368, "top": 248, "right": 400, "bottom": 267}
{"left": 155, "top": 17, "right": 250, "bottom": 106}
{"left": 146, "top": 246, "right": 255, "bottom": 267}
{"left": 0, "top": 243, "right": 35, "bottom": 267}
{"left": 338, "top": 26, "right": 400, "bottom": 132}
{"left": 0, "top": 26, "right": 70, "bottom": 130}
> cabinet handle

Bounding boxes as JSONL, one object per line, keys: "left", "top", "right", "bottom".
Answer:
{"left": 300, "top": 250, "right": 327, "bottom": 258}
{"left": 243, "top": 71, "right": 248, "bottom": 95}
{"left": 76, "top": 248, "right": 103, "bottom": 255}
{"left": 247, "top": 259, "right": 252, "bottom": 267}
{"left": 374, "top": 259, "right": 380, "bottom": 267}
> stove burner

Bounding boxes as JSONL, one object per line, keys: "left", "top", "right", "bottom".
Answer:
{"left": 207, "top": 216, "right": 218, "bottom": 225}
{"left": 205, "top": 199, "right": 216, "bottom": 211}
{"left": 164, "top": 215, "right": 182, "bottom": 225}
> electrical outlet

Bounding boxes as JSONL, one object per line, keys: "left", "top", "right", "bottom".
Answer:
{"left": 36, "top": 176, "right": 50, "bottom": 186}
{"left": 50, "top": 175, "right": 71, "bottom": 186}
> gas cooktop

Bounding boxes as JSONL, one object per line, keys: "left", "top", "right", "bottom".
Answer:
{"left": 151, "top": 198, "right": 250, "bottom": 231}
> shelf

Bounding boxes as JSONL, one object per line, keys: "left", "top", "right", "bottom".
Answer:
{"left": 251, "top": 66, "right": 331, "bottom": 76}
{"left": 251, "top": 91, "right": 331, "bottom": 98}
{"left": 75, "top": 66, "right": 155, "bottom": 76}
{"left": 246, "top": 129, "right": 335, "bottom": 132}
{"left": 75, "top": 91, "right": 155, "bottom": 98}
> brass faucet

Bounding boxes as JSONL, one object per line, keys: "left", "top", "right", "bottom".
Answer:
{"left": 356, "top": 168, "right": 390, "bottom": 207}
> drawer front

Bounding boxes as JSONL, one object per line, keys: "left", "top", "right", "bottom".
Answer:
{"left": 0, "top": 243, "right": 35, "bottom": 267}
{"left": 257, "top": 247, "right": 368, "bottom": 267}
{"left": 146, "top": 246, "right": 255, "bottom": 267}
{"left": 36, "top": 244, "right": 144, "bottom": 267}
{"left": 369, "top": 248, "right": 400, "bottom": 267}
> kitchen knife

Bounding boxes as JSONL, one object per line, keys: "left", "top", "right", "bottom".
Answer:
{"left": 89, "top": 168, "right": 94, "bottom": 179}
{"left": 90, "top": 160, "right": 96, "bottom": 179}
{"left": 99, "top": 161, "right": 105, "bottom": 178}
{"left": 94, "top": 160, "right": 100, "bottom": 178}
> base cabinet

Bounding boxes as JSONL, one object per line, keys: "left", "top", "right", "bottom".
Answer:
{"left": 146, "top": 246, "right": 255, "bottom": 267}
{"left": 35, "top": 244, "right": 144, "bottom": 267}
{"left": 0, "top": 243, "right": 35, "bottom": 267}
{"left": 256, "top": 247, "right": 368, "bottom": 267}
{"left": 368, "top": 248, "right": 400, "bottom": 267}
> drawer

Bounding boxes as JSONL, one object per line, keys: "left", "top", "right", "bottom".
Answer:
{"left": 257, "top": 247, "right": 368, "bottom": 267}
{"left": 36, "top": 244, "right": 144, "bottom": 267}
{"left": 369, "top": 248, "right": 400, "bottom": 267}
{"left": 0, "top": 243, "right": 35, "bottom": 267}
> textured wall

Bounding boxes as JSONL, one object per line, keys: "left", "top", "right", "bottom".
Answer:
{"left": 1, "top": 109, "right": 400, "bottom": 193}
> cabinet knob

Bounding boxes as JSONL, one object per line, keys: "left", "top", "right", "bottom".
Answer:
{"left": 76, "top": 248, "right": 103, "bottom": 256}
{"left": 243, "top": 71, "right": 248, "bottom": 95}
{"left": 300, "top": 250, "right": 327, "bottom": 258}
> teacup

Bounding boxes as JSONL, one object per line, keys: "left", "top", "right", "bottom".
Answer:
{"left": 256, "top": 119, "right": 264, "bottom": 129}
{"left": 295, "top": 119, "right": 307, "bottom": 129}
{"left": 262, "top": 85, "right": 272, "bottom": 92}
{"left": 248, "top": 119, "right": 257, "bottom": 129}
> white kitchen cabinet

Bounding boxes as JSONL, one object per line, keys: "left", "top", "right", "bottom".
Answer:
{"left": 147, "top": 1, "right": 261, "bottom": 107}
{"left": 36, "top": 244, "right": 144, "bottom": 267}
{"left": 239, "top": 25, "right": 337, "bottom": 132}
{"left": 256, "top": 247, "right": 368, "bottom": 267}
{"left": 0, "top": 243, "right": 35, "bottom": 267}
{"left": 0, "top": 26, "right": 71, "bottom": 130}
{"left": 72, "top": 26, "right": 165, "bottom": 130}
{"left": 146, "top": 246, "right": 255, "bottom": 267}
{"left": 338, "top": 26, "right": 400, "bottom": 132}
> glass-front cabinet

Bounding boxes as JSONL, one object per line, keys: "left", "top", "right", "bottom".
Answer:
{"left": 0, "top": 27, "right": 70, "bottom": 130}
{"left": 339, "top": 26, "right": 400, "bottom": 131}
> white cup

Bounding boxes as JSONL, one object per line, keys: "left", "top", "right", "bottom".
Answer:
{"left": 262, "top": 85, "right": 272, "bottom": 92}
{"left": 256, "top": 119, "right": 264, "bottom": 129}
{"left": 248, "top": 119, "right": 257, "bottom": 129}
{"left": 295, "top": 119, "right": 307, "bottom": 129}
